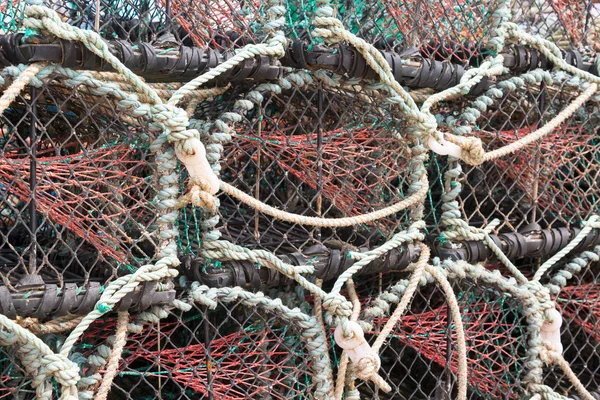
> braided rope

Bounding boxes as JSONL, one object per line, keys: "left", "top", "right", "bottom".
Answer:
{"left": 95, "top": 311, "right": 130, "bottom": 400}
{"left": 371, "top": 245, "right": 429, "bottom": 352}
{"left": 334, "top": 279, "right": 360, "bottom": 400}
{"left": 220, "top": 179, "right": 428, "bottom": 227}
{"left": 534, "top": 216, "right": 600, "bottom": 281}
{"left": 0, "top": 314, "right": 79, "bottom": 399}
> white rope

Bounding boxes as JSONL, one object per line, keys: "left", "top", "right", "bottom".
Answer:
{"left": 220, "top": 178, "right": 428, "bottom": 227}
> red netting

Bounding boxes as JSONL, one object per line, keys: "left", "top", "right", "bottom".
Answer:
{"left": 80, "top": 317, "right": 309, "bottom": 400}
{"left": 167, "top": 0, "right": 261, "bottom": 49}
{"left": 480, "top": 125, "right": 598, "bottom": 220}
{"left": 385, "top": 0, "right": 492, "bottom": 62}
{"left": 371, "top": 300, "right": 523, "bottom": 398}
{"left": 547, "top": 0, "right": 589, "bottom": 47}
{"left": 559, "top": 282, "right": 600, "bottom": 343}
{"left": 226, "top": 127, "right": 407, "bottom": 216}
{"left": 0, "top": 143, "right": 151, "bottom": 262}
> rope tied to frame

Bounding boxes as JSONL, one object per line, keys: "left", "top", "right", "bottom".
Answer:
{"left": 443, "top": 83, "right": 598, "bottom": 166}
{"left": 175, "top": 177, "right": 218, "bottom": 212}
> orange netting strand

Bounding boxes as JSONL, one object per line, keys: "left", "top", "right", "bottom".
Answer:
{"left": 0, "top": 377, "right": 11, "bottom": 399}
{"left": 479, "top": 125, "right": 597, "bottom": 218}
{"left": 559, "top": 282, "right": 600, "bottom": 343}
{"left": 0, "top": 0, "right": 17, "bottom": 11}
{"left": 371, "top": 300, "right": 523, "bottom": 398}
{"left": 226, "top": 127, "right": 407, "bottom": 216}
{"left": 0, "top": 144, "right": 150, "bottom": 262}
{"left": 165, "top": 0, "right": 261, "bottom": 49}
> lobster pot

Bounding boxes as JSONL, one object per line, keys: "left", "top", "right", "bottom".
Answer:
{"left": 204, "top": 81, "right": 415, "bottom": 256}
{"left": 447, "top": 75, "right": 600, "bottom": 233}
{"left": 0, "top": 70, "right": 160, "bottom": 317}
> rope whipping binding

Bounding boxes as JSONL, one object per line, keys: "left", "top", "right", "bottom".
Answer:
{"left": 0, "top": 0, "right": 597, "bottom": 399}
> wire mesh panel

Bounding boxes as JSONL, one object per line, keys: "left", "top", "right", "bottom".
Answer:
{"left": 355, "top": 274, "right": 530, "bottom": 399}
{"left": 456, "top": 76, "right": 600, "bottom": 231}
{"left": 0, "top": 72, "right": 159, "bottom": 310}
{"left": 510, "top": 0, "right": 600, "bottom": 50}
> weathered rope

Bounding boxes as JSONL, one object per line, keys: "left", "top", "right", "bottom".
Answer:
{"left": 60, "top": 263, "right": 178, "bottom": 357}
{"left": 95, "top": 311, "right": 130, "bottom": 400}
{"left": 534, "top": 215, "right": 600, "bottom": 281}
{"left": 16, "top": 315, "right": 83, "bottom": 335}
{"left": 371, "top": 245, "right": 429, "bottom": 352}
{"left": 220, "top": 178, "right": 428, "bottom": 227}
{"left": 0, "top": 313, "right": 80, "bottom": 399}
{"left": 334, "top": 278, "right": 360, "bottom": 400}
{"left": 425, "top": 264, "right": 468, "bottom": 400}
{"left": 0, "top": 63, "right": 44, "bottom": 115}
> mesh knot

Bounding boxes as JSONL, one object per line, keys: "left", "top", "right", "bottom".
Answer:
{"left": 176, "top": 177, "right": 217, "bottom": 212}
{"left": 322, "top": 293, "right": 353, "bottom": 318}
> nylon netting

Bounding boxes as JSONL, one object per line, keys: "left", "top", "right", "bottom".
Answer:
{"left": 0, "top": 0, "right": 598, "bottom": 399}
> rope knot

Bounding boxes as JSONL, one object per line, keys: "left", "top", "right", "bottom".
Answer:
{"left": 353, "top": 353, "right": 380, "bottom": 381}
{"left": 322, "top": 293, "right": 353, "bottom": 318}
{"left": 176, "top": 177, "right": 217, "bottom": 212}
{"left": 353, "top": 354, "right": 392, "bottom": 392}
{"left": 151, "top": 104, "right": 199, "bottom": 154}
{"left": 447, "top": 135, "right": 485, "bottom": 166}
{"left": 539, "top": 342, "right": 557, "bottom": 365}
{"left": 37, "top": 353, "right": 80, "bottom": 388}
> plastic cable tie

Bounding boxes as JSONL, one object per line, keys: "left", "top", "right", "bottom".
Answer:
{"left": 334, "top": 321, "right": 381, "bottom": 369}
{"left": 427, "top": 135, "right": 463, "bottom": 159}
{"left": 176, "top": 138, "right": 220, "bottom": 194}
